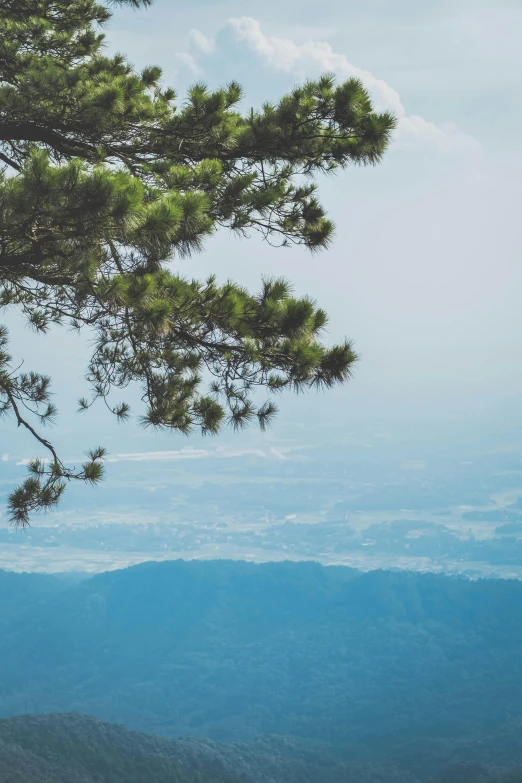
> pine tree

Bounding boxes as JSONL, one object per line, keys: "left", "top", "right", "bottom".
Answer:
{"left": 0, "top": 0, "right": 396, "bottom": 525}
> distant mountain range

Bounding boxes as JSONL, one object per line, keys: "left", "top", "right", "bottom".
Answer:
{"left": 2, "top": 560, "right": 522, "bottom": 779}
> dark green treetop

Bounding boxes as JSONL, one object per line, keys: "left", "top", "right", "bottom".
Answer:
{"left": 0, "top": 0, "right": 396, "bottom": 525}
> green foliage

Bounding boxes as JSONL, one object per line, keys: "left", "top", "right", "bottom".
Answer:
{"left": 0, "top": 0, "right": 395, "bottom": 524}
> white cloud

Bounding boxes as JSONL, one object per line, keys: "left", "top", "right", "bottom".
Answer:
{"left": 16, "top": 446, "right": 299, "bottom": 466}
{"left": 1, "top": 454, "right": 8, "bottom": 462}
{"left": 99, "top": 446, "right": 299, "bottom": 463}
{"left": 228, "top": 17, "right": 403, "bottom": 115}
{"left": 176, "top": 51, "right": 202, "bottom": 76}
{"left": 269, "top": 446, "right": 289, "bottom": 462}
{"left": 104, "top": 449, "right": 210, "bottom": 463}
{"left": 189, "top": 29, "right": 215, "bottom": 56}
{"left": 222, "top": 17, "right": 480, "bottom": 154}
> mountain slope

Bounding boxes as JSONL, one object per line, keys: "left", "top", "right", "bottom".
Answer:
{"left": 0, "top": 713, "right": 413, "bottom": 783}
{"left": 0, "top": 570, "right": 63, "bottom": 632}
{"left": 0, "top": 713, "right": 254, "bottom": 783}
{"left": 2, "top": 561, "right": 522, "bottom": 775}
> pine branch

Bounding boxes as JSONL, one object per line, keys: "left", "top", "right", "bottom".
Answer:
{"left": 0, "top": 0, "right": 393, "bottom": 522}
{"left": 0, "top": 378, "right": 59, "bottom": 462}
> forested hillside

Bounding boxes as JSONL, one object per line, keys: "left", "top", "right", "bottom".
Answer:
{"left": 0, "top": 570, "right": 64, "bottom": 631}
{"left": 0, "top": 712, "right": 419, "bottom": 783}
{"left": 0, "top": 713, "right": 520, "bottom": 783}
{"left": 2, "top": 561, "right": 522, "bottom": 778}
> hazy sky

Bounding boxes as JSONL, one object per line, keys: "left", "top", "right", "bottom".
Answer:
{"left": 2, "top": 0, "right": 522, "bottom": 484}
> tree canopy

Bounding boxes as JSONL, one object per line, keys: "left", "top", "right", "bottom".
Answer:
{"left": 0, "top": 0, "right": 396, "bottom": 525}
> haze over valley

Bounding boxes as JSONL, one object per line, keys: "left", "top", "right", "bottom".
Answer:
{"left": 2, "top": 412, "right": 522, "bottom": 578}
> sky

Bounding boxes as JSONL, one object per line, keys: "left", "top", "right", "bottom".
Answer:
{"left": 1, "top": 0, "right": 522, "bottom": 539}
